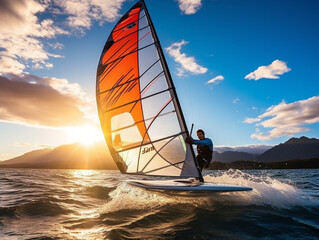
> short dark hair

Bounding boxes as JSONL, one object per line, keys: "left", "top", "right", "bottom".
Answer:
{"left": 196, "top": 129, "right": 205, "bottom": 135}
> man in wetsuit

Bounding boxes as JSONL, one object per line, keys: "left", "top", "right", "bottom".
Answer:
{"left": 186, "top": 129, "right": 213, "bottom": 171}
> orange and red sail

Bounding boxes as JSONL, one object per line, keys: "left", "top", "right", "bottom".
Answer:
{"left": 96, "top": 1, "right": 201, "bottom": 178}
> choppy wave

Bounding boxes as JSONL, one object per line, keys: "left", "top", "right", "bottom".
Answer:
{"left": 203, "top": 169, "right": 316, "bottom": 207}
{"left": 1, "top": 168, "right": 319, "bottom": 240}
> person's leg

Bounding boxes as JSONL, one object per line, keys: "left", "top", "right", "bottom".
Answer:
{"left": 196, "top": 155, "right": 203, "bottom": 171}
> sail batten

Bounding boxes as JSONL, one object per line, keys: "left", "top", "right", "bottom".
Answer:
{"left": 112, "top": 14, "right": 146, "bottom": 33}
{"left": 96, "top": 0, "right": 202, "bottom": 179}
{"left": 99, "top": 42, "right": 158, "bottom": 77}
{"left": 102, "top": 87, "right": 174, "bottom": 114}
{"left": 97, "top": 66, "right": 162, "bottom": 95}
{"left": 116, "top": 132, "right": 187, "bottom": 153}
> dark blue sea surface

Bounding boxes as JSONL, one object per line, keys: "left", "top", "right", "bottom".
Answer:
{"left": 0, "top": 168, "right": 318, "bottom": 239}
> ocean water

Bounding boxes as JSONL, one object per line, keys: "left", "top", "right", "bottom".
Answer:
{"left": 0, "top": 168, "right": 318, "bottom": 240}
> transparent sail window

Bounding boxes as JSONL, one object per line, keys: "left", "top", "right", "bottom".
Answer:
{"left": 153, "top": 137, "right": 186, "bottom": 165}
{"left": 138, "top": 11, "right": 149, "bottom": 30}
{"left": 141, "top": 73, "right": 168, "bottom": 98}
{"left": 138, "top": 44, "right": 160, "bottom": 76}
{"left": 142, "top": 154, "right": 177, "bottom": 173}
{"left": 111, "top": 112, "right": 143, "bottom": 151}
{"left": 139, "top": 136, "right": 186, "bottom": 172}
{"left": 138, "top": 26, "right": 154, "bottom": 49}
{"left": 139, "top": 9, "right": 146, "bottom": 19}
{"left": 147, "top": 107, "right": 181, "bottom": 142}
{"left": 141, "top": 90, "right": 172, "bottom": 122}
{"left": 139, "top": 60, "right": 163, "bottom": 90}
{"left": 119, "top": 147, "right": 139, "bottom": 172}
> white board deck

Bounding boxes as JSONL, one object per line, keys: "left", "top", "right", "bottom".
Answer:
{"left": 127, "top": 179, "right": 253, "bottom": 193}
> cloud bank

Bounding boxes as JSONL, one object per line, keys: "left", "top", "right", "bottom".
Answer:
{"left": 166, "top": 40, "right": 207, "bottom": 77}
{"left": 244, "top": 96, "right": 319, "bottom": 140}
{"left": 54, "top": 0, "right": 126, "bottom": 29}
{"left": 0, "top": 0, "right": 126, "bottom": 75}
{"left": 177, "top": 0, "right": 202, "bottom": 15}
{"left": 0, "top": 74, "right": 92, "bottom": 127}
{"left": 245, "top": 60, "right": 291, "bottom": 80}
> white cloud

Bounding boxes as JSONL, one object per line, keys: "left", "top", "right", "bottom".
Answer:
{"left": 0, "top": 0, "right": 68, "bottom": 74}
{"left": 245, "top": 60, "right": 291, "bottom": 80}
{"left": 0, "top": 54, "right": 26, "bottom": 75}
{"left": 244, "top": 96, "right": 319, "bottom": 140}
{"left": 244, "top": 117, "right": 261, "bottom": 124}
{"left": 166, "top": 40, "right": 207, "bottom": 77}
{"left": 0, "top": 0, "right": 126, "bottom": 75}
{"left": 178, "top": 0, "right": 202, "bottom": 15}
{"left": 206, "top": 75, "right": 224, "bottom": 84}
{"left": 54, "top": 0, "right": 126, "bottom": 29}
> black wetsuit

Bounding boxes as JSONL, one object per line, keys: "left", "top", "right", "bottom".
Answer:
{"left": 194, "top": 138, "right": 213, "bottom": 171}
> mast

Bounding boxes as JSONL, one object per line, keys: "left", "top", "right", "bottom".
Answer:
{"left": 142, "top": 1, "right": 204, "bottom": 182}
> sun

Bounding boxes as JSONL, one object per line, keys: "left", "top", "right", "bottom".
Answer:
{"left": 67, "top": 124, "right": 104, "bottom": 146}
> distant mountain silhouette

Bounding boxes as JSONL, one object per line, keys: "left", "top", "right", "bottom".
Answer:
{"left": 213, "top": 151, "right": 258, "bottom": 163}
{"left": 0, "top": 142, "right": 117, "bottom": 170}
{"left": 1, "top": 148, "right": 52, "bottom": 165}
{"left": 212, "top": 136, "right": 319, "bottom": 164}
{"left": 257, "top": 136, "right": 319, "bottom": 162}
{"left": 2, "top": 136, "right": 318, "bottom": 170}
{"left": 214, "top": 145, "right": 272, "bottom": 155}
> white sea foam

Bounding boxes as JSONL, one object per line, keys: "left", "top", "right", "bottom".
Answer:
{"left": 101, "top": 169, "right": 316, "bottom": 213}
{"left": 101, "top": 181, "right": 211, "bottom": 213}
{"left": 203, "top": 169, "right": 313, "bottom": 208}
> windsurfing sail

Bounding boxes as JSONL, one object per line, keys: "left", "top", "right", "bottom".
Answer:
{"left": 96, "top": 0, "right": 202, "bottom": 179}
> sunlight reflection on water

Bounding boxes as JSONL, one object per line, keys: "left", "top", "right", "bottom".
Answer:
{"left": 0, "top": 169, "right": 318, "bottom": 240}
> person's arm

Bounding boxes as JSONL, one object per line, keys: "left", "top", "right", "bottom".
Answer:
{"left": 193, "top": 138, "right": 212, "bottom": 146}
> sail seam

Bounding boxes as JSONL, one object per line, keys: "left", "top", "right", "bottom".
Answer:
{"left": 103, "top": 87, "right": 173, "bottom": 113}
{"left": 112, "top": 110, "right": 176, "bottom": 133}
{"left": 113, "top": 13, "right": 146, "bottom": 33}
{"left": 141, "top": 72, "right": 164, "bottom": 96}
{"left": 102, "top": 74, "right": 135, "bottom": 109}
{"left": 112, "top": 24, "right": 150, "bottom": 45}
{"left": 140, "top": 135, "right": 178, "bottom": 172}
{"left": 100, "top": 42, "right": 157, "bottom": 72}
{"left": 100, "top": 41, "right": 138, "bottom": 82}
{"left": 101, "top": 39, "right": 131, "bottom": 70}
{"left": 116, "top": 131, "right": 186, "bottom": 153}
{"left": 98, "top": 59, "right": 161, "bottom": 95}
{"left": 136, "top": 97, "right": 172, "bottom": 172}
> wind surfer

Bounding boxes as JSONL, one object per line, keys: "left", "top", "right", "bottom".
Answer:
{"left": 186, "top": 129, "right": 213, "bottom": 171}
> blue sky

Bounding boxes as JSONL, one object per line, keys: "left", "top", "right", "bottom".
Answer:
{"left": 0, "top": 0, "right": 318, "bottom": 160}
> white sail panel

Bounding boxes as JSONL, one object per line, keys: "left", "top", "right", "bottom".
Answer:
{"left": 138, "top": 15, "right": 148, "bottom": 29}
{"left": 139, "top": 61, "right": 163, "bottom": 90}
{"left": 141, "top": 74, "right": 167, "bottom": 98}
{"left": 138, "top": 45, "right": 159, "bottom": 74}
{"left": 138, "top": 27, "right": 154, "bottom": 49}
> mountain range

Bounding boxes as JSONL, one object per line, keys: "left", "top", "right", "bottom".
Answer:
{"left": 213, "top": 136, "right": 319, "bottom": 163}
{"left": 1, "top": 136, "right": 318, "bottom": 169}
{"left": 0, "top": 142, "right": 117, "bottom": 170}
{"left": 214, "top": 145, "right": 273, "bottom": 155}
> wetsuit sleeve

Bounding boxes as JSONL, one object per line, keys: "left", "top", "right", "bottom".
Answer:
{"left": 193, "top": 138, "right": 212, "bottom": 146}
{"left": 193, "top": 138, "right": 213, "bottom": 151}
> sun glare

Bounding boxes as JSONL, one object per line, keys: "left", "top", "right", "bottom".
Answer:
{"left": 67, "top": 125, "right": 104, "bottom": 146}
